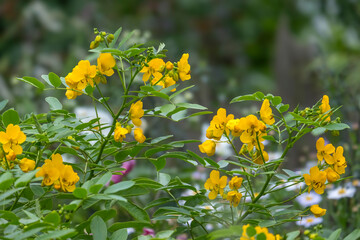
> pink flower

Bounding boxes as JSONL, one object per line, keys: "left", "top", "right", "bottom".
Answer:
{"left": 107, "top": 160, "right": 136, "bottom": 185}
{"left": 142, "top": 227, "right": 155, "bottom": 237}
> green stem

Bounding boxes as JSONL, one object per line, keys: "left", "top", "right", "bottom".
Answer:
{"left": 225, "top": 134, "right": 255, "bottom": 199}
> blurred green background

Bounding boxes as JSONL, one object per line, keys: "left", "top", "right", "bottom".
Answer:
{"left": 1, "top": 0, "right": 360, "bottom": 235}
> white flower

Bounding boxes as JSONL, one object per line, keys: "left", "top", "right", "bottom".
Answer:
{"left": 127, "top": 228, "right": 135, "bottom": 234}
{"left": 327, "top": 186, "right": 356, "bottom": 200}
{"left": 296, "top": 216, "right": 323, "bottom": 228}
{"left": 296, "top": 192, "right": 322, "bottom": 207}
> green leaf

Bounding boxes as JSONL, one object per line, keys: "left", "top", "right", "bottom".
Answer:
{"left": 104, "top": 180, "right": 135, "bottom": 194}
{"left": 0, "top": 100, "right": 8, "bottom": 112}
{"left": 204, "top": 157, "right": 220, "bottom": 168}
{"left": 2, "top": 109, "right": 20, "bottom": 126}
{"left": 151, "top": 135, "right": 173, "bottom": 144}
{"left": 15, "top": 169, "right": 38, "bottom": 187}
{"left": 151, "top": 91, "right": 170, "bottom": 100}
{"left": 89, "top": 184, "right": 103, "bottom": 194}
{"left": 43, "top": 211, "right": 61, "bottom": 227}
{"left": 160, "top": 104, "right": 176, "bottom": 115}
{"left": 176, "top": 103, "right": 207, "bottom": 110}
{"left": 344, "top": 229, "right": 360, "bottom": 240}
{"left": 0, "top": 210, "right": 19, "bottom": 224}
{"left": 0, "top": 172, "right": 14, "bottom": 190}
{"left": 246, "top": 226, "right": 256, "bottom": 237}
{"left": 118, "top": 30, "right": 135, "bottom": 49}
{"left": 159, "top": 173, "right": 171, "bottom": 186}
{"left": 327, "top": 229, "right": 341, "bottom": 240}
{"left": 115, "top": 149, "right": 131, "bottom": 162}
{"left": 73, "top": 187, "right": 88, "bottom": 199}
{"left": 271, "top": 96, "right": 282, "bottom": 106}
{"left": 96, "top": 171, "right": 112, "bottom": 186}
{"left": 279, "top": 104, "right": 289, "bottom": 113}
{"left": 45, "top": 97, "right": 62, "bottom": 110}
{"left": 258, "top": 220, "right": 276, "bottom": 227}
{"left": 150, "top": 157, "right": 166, "bottom": 171}
{"left": 48, "top": 72, "right": 61, "bottom": 88}
{"left": 17, "top": 76, "right": 45, "bottom": 90}
{"left": 187, "top": 150, "right": 206, "bottom": 166}
{"left": 312, "top": 127, "right": 326, "bottom": 136}
{"left": 109, "top": 221, "right": 152, "bottom": 232}
{"left": 324, "top": 123, "right": 350, "bottom": 131}
{"left": 117, "top": 201, "right": 150, "bottom": 222}
{"left": 230, "top": 93, "right": 260, "bottom": 103}
{"left": 90, "top": 216, "right": 107, "bottom": 240}
{"left": 169, "top": 85, "right": 194, "bottom": 100}
{"left": 110, "top": 229, "right": 128, "bottom": 240}
{"left": 36, "top": 229, "right": 77, "bottom": 240}
{"left": 256, "top": 233, "right": 266, "bottom": 240}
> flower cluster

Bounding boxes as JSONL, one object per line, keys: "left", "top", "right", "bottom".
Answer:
{"left": 65, "top": 53, "right": 116, "bottom": 99}
{"left": 304, "top": 137, "right": 347, "bottom": 196}
{"left": 140, "top": 53, "right": 191, "bottom": 91}
{"left": 114, "top": 100, "right": 146, "bottom": 143}
{"left": 35, "top": 154, "right": 79, "bottom": 192}
{"left": 199, "top": 99, "right": 274, "bottom": 165}
{"left": 227, "top": 175, "right": 243, "bottom": 207}
{"left": 204, "top": 170, "right": 244, "bottom": 207}
{"left": 0, "top": 124, "right": 32, "bottom": 170}
{"left": 241, "top": 224, "right": 281, "bottom": 240}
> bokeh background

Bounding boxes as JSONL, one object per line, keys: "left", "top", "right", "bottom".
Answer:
{"left": 1, "top": 0, "right": 360, "bottom": 235}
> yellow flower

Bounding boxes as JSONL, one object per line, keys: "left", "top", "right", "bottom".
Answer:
{"left": 303, "top": 166, "right": 327, "bottom": 194}
{"left": 58, "top": 165, "right": 79, "bottom": 192}
{"left": 163, "top": 76, "right": 177, "bottom": 91}
{"left": 319, "top": 95, "right": 331, "bottom": 122}
{"left": 204, "top": 170, "right": 227, "bottom": 200}
{"left": 316, "top": 138, "right": 335, "bottom": 164}
{"left": 310, "top": 204, "right": 326, "bottom": 217}
{"left": 114, "top": 124, "right": 128, "bottom": 143}
{"left": 325, "top": 167, "right": 340, "bottom": 183}
{"left": 0, "top": 124, "right": 26, "bottom": 155}
{"left": 177, "top": 53, "right": 191, "bottom": 81}
{"left": 134, "top": 128, "right": 146, "bottom": 143}
{"left": 227, "top": 190, "right": 242, "bottom": 207}
{"left": 198, "top": 140, "right": 216, "bottom": 156}
{"left": 35, "top": 154, "right": 78, "bottom": 192}
{"left": 129, "top": 101, "right": 144, "bottom": 127}
{"left": 226, "top": 119, "right": 243, "bottom": 137}
{"left": 19, "top": 158, "right": 35, "bottom": 172}
{"left": 252, "top": 146, "right": 269, "bottom": 165}
{"left": 206, "top": 108, "right": 234, "bottom": 140}
{"left": 260, "top": 99, "right": 275, "bottom": 125}
{"left": 165, "top": 61, "right": 174, "bottom": 70}
{"left": 229, "top": 176, "right": 243, "bottom": 190}
{"left": 97, "top": 53, "right": 116, "bottom": 76}
{"left": 333, "top": 148, "right": 347, "bottom": 175}
{"left": 71, "top": 60, "right": 97, "bottom": 88}
{"left": 36, "top": 154, "right": 64, "bottom": 186}
{"left": 140, "top": 58, "right": 165, "bottom": 82}
{"left": 332, "top": 146, "right": 345, "bottom": 168}
{"left": 239, "top": 115, "right": 266, "bottom": 145}
{"left": 64, "top": 60, "right": 97, "bottom": 99}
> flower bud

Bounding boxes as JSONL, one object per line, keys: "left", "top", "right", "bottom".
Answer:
{"left": 95, "top": 35, "right": 102, "bottom": 43}
{"left": 107, "top": 34, "right": 114, "bottom": 43}
{"left": 331, "top": 130, "right": 339, "bottom": 136}
{"left": 101, "top": 31, "right": 106, "bottom": 36}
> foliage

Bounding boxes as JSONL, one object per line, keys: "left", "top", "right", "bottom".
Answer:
{"left": 0, "top": 27, "right": 357, "bottom": 240}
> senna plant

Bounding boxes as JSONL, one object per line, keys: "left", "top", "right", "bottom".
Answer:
{"left": 0, "top": 27, "right": 355, "bottom": 240}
